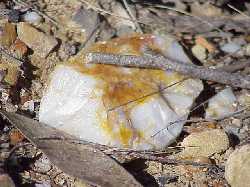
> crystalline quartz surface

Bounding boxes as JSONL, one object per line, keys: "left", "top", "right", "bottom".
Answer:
{"left": 39, "top": 34, "right": 203, "bottom": 150}
{"left": 206, "top": 88, "right": 237, "bottom": 119}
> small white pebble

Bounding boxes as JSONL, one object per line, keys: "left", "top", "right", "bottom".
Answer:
{"left": 221, "top": 42, "right": 241, "bottom": 53}
{"left": 23, "top": 11, "right": 42, "bottom": 24}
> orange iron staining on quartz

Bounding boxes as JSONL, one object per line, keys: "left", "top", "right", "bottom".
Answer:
{"left": 39, "top": 34, "right": 203, "bottom": 150}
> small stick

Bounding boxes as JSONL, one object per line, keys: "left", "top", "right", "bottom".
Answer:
{"left": 147, "top": 4, "right": 224, "bottom": 34}
{"left": 79, "top": 0, "right": 149, "bottom": 26}
{"left": 0, "top": 47, "right": 24, "bottom": 66}
{"left": 227, "top": 4, "right": 250, "bottom": 19}
{"left": 122, "top": 0, "right": 143, "bottom": 33}
{"left": 86, "top": 52, "right": 250, "bottom": 89}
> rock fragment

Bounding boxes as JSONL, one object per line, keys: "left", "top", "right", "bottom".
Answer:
{"left": 71, "top": 7, "right": 99, "bottom": 38}
{"left": 0, "top": 23, "right": 17, "bottom": 47}
{"left": 64, "top": 7, "right": 99, "bottom": 44}
{"left": 33, "top": 155, "right": 52, "bottom": 173}
{"left": 206, "top": 88, "right": 237, "bottom": 119}
{"left": 181, "top": 129, "right": 229, "bottom": 157}
{"left": 17, "top": 22, "right": 58, "bottom": 58}
{"left": 225, "top": 144, "right": 250, "bottom": 187}
{"left": 195, "top": 36, "right": 215, "bottom": 53}
{"left": 0, "top": 63, "right": 20, "bottom": 85}
{"left": 221, "top": 42, "right": 241, "bottom": 53}
{"left": 153, "top": 33, "right": 191, "bottom": 63}
{"left": 237, "top": 90, "right": 250, "bottom": 107}
{"left": 23, "top": 11, "right": 43, "bottom": 25}
{"left": 9, "top": 39, "right": 28, "bottom": 59}
{"left": 39, "top": 34, "right": 203, "bottom": 150}
{"left": 108, "top": 2, "right": 136, "bottom": 36}
{"left": 244, "top": 43, "right": 250, "bottom": 56}
{"left": 192, "top": 44, "right": 207, "bottom": 61}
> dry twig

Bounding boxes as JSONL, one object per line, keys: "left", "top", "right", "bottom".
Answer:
{"left": 86, "top": 52, "right": 250, "bottom": 89}
{"left": 227, "top": 4, "right": 250, "bottom": 19}
{"left": 0, "top": 47, "right": 24, "bottom": 66}
{"left": 147, "top": 4, "right": 224, "bottom": 34}
{"left": 121, "top": 0, "right": 143, "bottom": 33}
{"left": 79, "top": 0, "right": 149, "bottom": 26}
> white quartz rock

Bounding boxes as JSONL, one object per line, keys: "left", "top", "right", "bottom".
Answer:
{"left": 153, "top": 34, "right": 190, "bottom": 63}
{"left": 39, "top": 65, "right": 202, "bottom": 150}
{"left": 39, "top": 35, "right": 203, "bottom": 150}
{"left": 206, "top": 88, "right": 237, "bottom": 119}
{"left": 39, "top": 66, "right": 110, "bottom": 144}
{"left": 130, "top": 96, "right": 185, "bottom": 150}
{"left": 23, "top": 11, "right": 42, "bottom": 24}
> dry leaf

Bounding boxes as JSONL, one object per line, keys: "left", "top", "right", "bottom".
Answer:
{"left": 0, "top": 110, "right": 142, "bottom": 187}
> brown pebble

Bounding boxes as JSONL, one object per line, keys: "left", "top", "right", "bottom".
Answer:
{"left": 0, "top": 23, "right": 17, "bottom": 47}
{"left": 10, "top": 39, "right": 28, "bottom": 59}
{"left": 9, "top": 129, "right": 25, "bottom": 145}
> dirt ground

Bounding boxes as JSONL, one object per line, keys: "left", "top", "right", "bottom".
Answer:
{"left": 0, "top": 0, "right": 250, "bottom": 186}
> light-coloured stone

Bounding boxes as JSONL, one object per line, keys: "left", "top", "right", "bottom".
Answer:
{"left": 33, "top": 155, "right": 51, "bottom": 173}
{"left": 23, "top": 11, "right": 42, "bottom": 24}
{"left": 17, "top": 22, "right": 58, "bottom": 58}
{"left": 153, "top": 32, "right": 191, "bottom": 63}
{"left": 221, "top": 42, "right": 241, "bottom": 53}
{"left": 225, "top": 144, "right": 250, "bottom": 187}
{"left": 237, "top": 90, "right": 250, "bottom": 107}
{"left": 244, "top": 43, "right": 250, "bottom": 56}
{"left": 181, "top": 129, "right": 229, "bottom": 157}
{"left": 192, "top": 44, "right": 207, "bottom": 61}
{"left": 39, "top": 34, "right": 203, "bottom": 150}
{"left": 206, "top": 88, "right": 237, "bottom": 119}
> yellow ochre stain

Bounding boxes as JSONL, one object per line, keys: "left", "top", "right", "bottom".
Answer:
{"left": 62, "top": 34, "right": 186, "bottom": 147}
{"left": 68, "top": 35, "right": 184, "bottom": 109}
{"left": 118, "top": 124, "right": 133, "bottom": 147}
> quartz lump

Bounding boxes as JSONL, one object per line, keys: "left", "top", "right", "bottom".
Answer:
{"left": 39, "top": 34, "right": 203, "bottom": 150}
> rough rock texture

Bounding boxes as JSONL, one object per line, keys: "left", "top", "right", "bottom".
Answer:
{"left": 206, "top": 88, "right": 237, "bottom": 119}
{"left": 17, "top": 22, "right": 58, "bottom": 58}
{"left": 39, "top": 34, "right": 203, "bottom": 150}
{"left": 181, "top": 129, "right": 229, "bottom": 157}
{"left": 225, "top": 144, "right": 250, "bottom": 187}
{"left": 0, "top": 23, "right": 17, "bottom": 47}
{"left": 192, "top": 44, "right": 207, "bottom": 61}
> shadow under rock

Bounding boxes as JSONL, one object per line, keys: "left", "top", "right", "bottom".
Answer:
{"left": 123, "top": 159, "right": 159, "bottom": 187}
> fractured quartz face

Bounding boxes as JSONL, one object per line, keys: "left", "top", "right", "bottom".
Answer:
{"left": 39, "top": 34, "right": 203, "bottom": 150}
{"left": 206, "top": 87, "right": 237, "bottom": 119}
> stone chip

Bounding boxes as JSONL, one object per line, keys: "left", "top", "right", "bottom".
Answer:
{"left": 17, "top": 22, "right": 58, "bottom": 58}
{"left": 225, "top": 144, "right": 250, "bottom": 187}
{"left": 181, "top": 129, "right": 229, "bottom": 157}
